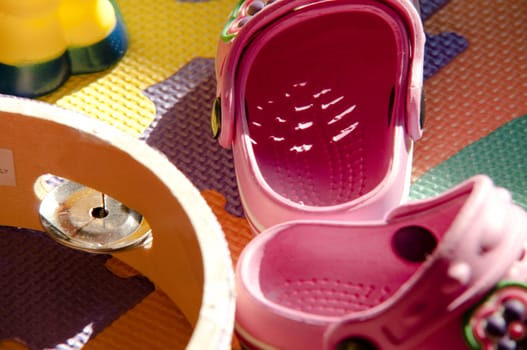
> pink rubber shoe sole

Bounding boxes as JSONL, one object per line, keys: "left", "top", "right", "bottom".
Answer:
{"left": 213, "top": 0, "right": 425, "bottom": 232}
{"left": 235, "top": 175, "right": 527, "bottom": 349}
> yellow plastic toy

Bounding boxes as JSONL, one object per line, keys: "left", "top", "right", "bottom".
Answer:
{"left": 0, "top": 0, "right": 128, "bottom": 97}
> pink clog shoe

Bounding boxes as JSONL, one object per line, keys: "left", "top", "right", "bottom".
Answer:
{"left": 235, "top": 175, "right": 527, "bottom": 349}
{"left": 213, "top": 0, "right": 425, "bottom": 232}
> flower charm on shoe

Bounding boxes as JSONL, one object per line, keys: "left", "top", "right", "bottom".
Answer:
{"left": 221, "top": 0, "right": 282, "bottom": 42}
{"left": 465, "top": 282, "right": 527, "bottom": 350}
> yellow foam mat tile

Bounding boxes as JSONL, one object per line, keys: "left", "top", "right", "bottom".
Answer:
{"left": 40, "top": 0, "right": 238, "bottom": 137}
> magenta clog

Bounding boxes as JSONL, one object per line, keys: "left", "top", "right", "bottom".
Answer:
{"left": 213, "top": 0, "right": 425, "bottom": 233}
{"left": 235, "top": 175, "right": 527, "bottom": 349}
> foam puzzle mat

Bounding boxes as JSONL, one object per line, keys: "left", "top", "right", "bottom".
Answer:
{"left": 0, "top": 0, "right": 526, "bottom": 349}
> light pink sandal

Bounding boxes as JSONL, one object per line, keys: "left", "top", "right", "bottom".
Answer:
{"left": 235, "top": 175, "right": 527, "bottom": 349}
{"left": 213, "top": 0, "right": 425, "bottom": 232}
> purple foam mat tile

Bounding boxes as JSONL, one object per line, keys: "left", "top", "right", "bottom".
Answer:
{"left": 419, "top": 0, "right": 451, "bottom": 21}
{"left": 424, "top": 32, "right": 469, "bottom": 80}
{"left": 141, "top": 57, "right": 244, "bottom": 217}
{"left": 419, "top": 0, "right": 469, "bottom": 79}
{"left": 0, "top": 226, "right": 154, "bottom": 350}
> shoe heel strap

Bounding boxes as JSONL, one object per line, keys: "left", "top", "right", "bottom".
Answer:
{"left": 324, "top": 179, "right": 527, "bottom": 349}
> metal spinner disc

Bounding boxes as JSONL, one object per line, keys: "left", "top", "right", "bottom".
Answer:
{"left": 39, "top": 181, "right": 152, "bottom": 253}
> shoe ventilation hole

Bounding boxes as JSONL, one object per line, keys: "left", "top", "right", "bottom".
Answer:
{"left": 336, "top": 337, "right": 378, "bottom": 350}
{"left": 392, "top": 226, "right": 437, "bottom": 263}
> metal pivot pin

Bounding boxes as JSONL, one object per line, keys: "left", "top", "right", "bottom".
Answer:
{"left": 39, "top": 180, "right": 152, "bottom": 253}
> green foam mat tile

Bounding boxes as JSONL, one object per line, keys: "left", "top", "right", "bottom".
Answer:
{"left": 410, "top": 115, "right": 527, "bottom": 209}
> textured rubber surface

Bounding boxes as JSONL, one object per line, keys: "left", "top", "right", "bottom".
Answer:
{"left": 419, "top": 0, "right": 450, "bottom": 20}
{"left": 420, "top": 0, "right": 469, "bottom": 80}
{"left": 1, "top": 0, "right": 525, "bottom": 349}
{"left": 0, "top": 227, "right": 153, "bottom": 350}
{"left": 412, "top": 0, "right": 527, "bottom": 180}
{"left": 411, "top": 115, "right": 527, "bottom": 208}
{"left": 141, "top": 58, "right": 243, "bottom": 217}
{"left": 424, "top": 32, "right": 468, "bottom": 80}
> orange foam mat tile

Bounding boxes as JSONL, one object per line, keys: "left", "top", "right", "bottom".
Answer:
{"left": 201, "top": 190, "right": 253, "bottom": 267}
{"left": 84, "top": 290, "right": 192, "bottom": 350}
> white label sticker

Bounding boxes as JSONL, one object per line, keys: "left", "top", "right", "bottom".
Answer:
{"left": 0, "top": 149, "right": 16, "bottom": 186}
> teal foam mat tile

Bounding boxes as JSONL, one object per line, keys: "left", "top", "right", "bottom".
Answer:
{"left": 410, "top": 115, "right": 527, "bottom": 209}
